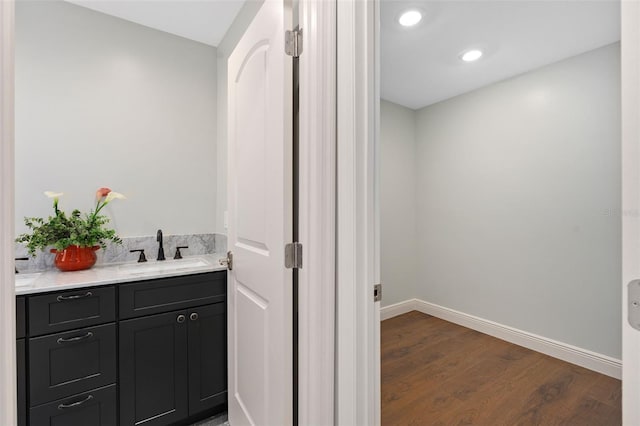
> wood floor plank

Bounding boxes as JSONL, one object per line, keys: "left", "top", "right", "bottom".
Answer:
{"left": 381, "top": 311, "right": 621, "bottom": 426}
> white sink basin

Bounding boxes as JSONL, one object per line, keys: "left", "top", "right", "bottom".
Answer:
{"left": 117, "top": 257, "right": 210, "bottom": 276}
{"left": 15, "top": 273, "right": 42, "bottom": 287}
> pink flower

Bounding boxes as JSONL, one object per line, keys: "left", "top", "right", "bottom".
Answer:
{"left": 96, "top": 187, "right": 111, "bottom": 200}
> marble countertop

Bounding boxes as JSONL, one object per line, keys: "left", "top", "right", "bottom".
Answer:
{"left": 15, "top": 253, "right": 228, "bottom": 296}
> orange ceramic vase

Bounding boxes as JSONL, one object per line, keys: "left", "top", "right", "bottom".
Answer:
{"left": 50, "top": 245, "right": 100, "bottom": 272}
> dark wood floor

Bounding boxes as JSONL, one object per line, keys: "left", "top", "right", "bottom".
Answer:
{"left": 381, "top": 311, "right": 621, "bottom": 426}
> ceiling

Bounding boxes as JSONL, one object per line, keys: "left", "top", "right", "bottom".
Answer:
{"left": 65, "top": 0, "right": 246, "bottom": 47}
{"left": 381, "top": 0, "right": 621, "bottom": 110}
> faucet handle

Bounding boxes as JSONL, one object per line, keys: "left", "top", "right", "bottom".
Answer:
{"left": 174, "top": 246, "right": 188, "bottom": 260}
{"left": 130, "top": 249, "right": 147, "bottom": 263}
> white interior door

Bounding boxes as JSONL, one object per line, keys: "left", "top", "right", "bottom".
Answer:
{"left": 227, "top": 1, "right": 293, "bottom": 425}
{"left": 622, "top": 2, "right": 640, "bottom": 424}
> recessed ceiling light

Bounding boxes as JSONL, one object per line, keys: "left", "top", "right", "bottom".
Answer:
{"left": 398, "top": 10, "right": 422, "bottom": 27}
{"left": 461, "top": 49, "right": 483, "bottom": 62}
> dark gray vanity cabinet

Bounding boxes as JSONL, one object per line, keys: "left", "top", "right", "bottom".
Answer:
{"left": 119, "top": 272, "right": 227, "bottom": 426}
{"left": 17, "top": 271, "right": 227, "bottom": 426}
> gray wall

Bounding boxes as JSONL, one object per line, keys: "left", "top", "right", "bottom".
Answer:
{"left": 16, "top": 1, "right": 217, "bottom": 237}
{"left": 381, "top": 43, "right": 622, "bottom": 358}
{"left": 380, "top": 100, "right": 418, "bottom": 306}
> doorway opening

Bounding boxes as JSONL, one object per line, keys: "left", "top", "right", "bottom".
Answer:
{"left": 379, "top": 1, "right": 622, "bottom": 423}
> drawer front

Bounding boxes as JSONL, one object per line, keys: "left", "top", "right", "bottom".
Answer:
{"left": 28, "top": 286, "right": 115, "bottom": 337}
{"left": 29, "top": 384, "right": 116, "bottom": 426}
{"left": 119, "top": 272, "right": 226, "bottom": 319}
{"left": 16, "top": 297, "right": 26, "bottom": 338}
{"left": 29, "top": 323, "right": 116, "bottom": 406}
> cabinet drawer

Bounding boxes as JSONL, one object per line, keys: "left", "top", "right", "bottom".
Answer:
{"left": 29, "top": 384, "right": 116, "bottom": 426}
{"left": 28, "top": 286, "right": 115, "bottom": 337}
{"left": 16, "top": 297, "right": 26, "bottom": 339}
{"left": 119, "top": 272, "right": 226, "bottom": 319}
{"left": 29, "top": 323, "right": 116, "bottom": 406}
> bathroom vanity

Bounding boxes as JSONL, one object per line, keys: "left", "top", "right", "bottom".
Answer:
{"left": 15, "top": 257, "right": 227, "bottom": 426}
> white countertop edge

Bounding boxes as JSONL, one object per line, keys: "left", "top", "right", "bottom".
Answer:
{"left": 15, "top": 253, "right": 228, "bottom": 296}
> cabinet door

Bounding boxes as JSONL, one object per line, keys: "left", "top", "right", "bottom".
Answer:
{"left": 188, "top": 303, "right": 227, "bottom": 415}
{"left": 29, "top": 384, "right": 116, "bottom": 426}
{"left": 119, "top": 310, "right": 188, "bottom": 426}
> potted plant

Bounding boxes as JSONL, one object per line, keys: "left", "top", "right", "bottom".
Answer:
{"left": 16, "top": 188, "right": 125, "bottom": 271}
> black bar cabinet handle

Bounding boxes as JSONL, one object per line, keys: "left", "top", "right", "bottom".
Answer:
{"left": 56, "top": 291, "right": 92, "bottom": 302}
{"left": 57, "top": 394, "right": 93, "bottom": 410}
{"left": 57, "top": 332, "right": 93, "bottom": 344}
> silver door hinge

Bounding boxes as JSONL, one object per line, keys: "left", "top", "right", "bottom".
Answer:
{"left": 374, "top": 283, "right": 382, "bottom": 302}
{"left": 285, "top": 242, "right": 303, "bottom": 269}
{"left": 219, "top": 251, "right": 233, "bottom": 271}
{"left": 285, "top": 29, "right": 303, "bottom": 58}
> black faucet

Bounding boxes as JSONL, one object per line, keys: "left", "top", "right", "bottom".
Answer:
{"left": 156, "top": 229, "right": 166, "bottom": 261}
{"left": 15, "top": 257, "right": 28, "bottom": 274}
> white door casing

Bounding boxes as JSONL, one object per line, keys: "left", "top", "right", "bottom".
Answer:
{"left": 0, "top": 1, "right": 17, "bottom": 425}
{"left": 227, "top": 0, "right": 293, "bottom": 425}
{"left": 335, "top": 0, "right": 380, "bottom": 424}
{"left": 622, "top": 1, "right": 640, "bottom": 424}
{"left": 297, "top": 0, "right": 337, "bottom": 424}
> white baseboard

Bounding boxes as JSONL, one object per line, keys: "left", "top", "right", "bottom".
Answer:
{"left": 380, "top": 299, "right": 417, "bottom": 320}
{"left": 381, "top": 298, "right": 621, "bottom": 379}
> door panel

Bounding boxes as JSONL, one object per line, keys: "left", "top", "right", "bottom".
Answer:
{"left": 227, "top": 0, "right": 293, "bottom": 424}
{"left": 188, "top": 303, "right": 227, "bottom": 414}
{"left": 119, "top": 311, "right": 188, "bottom": 426}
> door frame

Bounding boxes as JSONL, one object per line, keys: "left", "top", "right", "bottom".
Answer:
{"left": 0, "top": 0, "right": 17, "bottom": 424}
{"left": 297, "top": 0, "right": 337, "bottom": 424}
{"left": 622, "top": 1, "right": 640, "bottom": 424}
{"left": 335, "top": 0, "right": 381, "bottom": 424}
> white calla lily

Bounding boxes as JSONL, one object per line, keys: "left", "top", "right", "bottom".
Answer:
{"left": 44, "top": 191, "right": 63, "bottom": 198}
{"left": 105, "top": 191, "right": 126, "bottom": 203}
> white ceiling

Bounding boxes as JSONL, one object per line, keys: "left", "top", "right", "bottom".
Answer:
{"left": 65, "top": 0, "right": 246, "bottom": 47}
{"left": 381, "top": 0, "right": 621, "bottom": 110}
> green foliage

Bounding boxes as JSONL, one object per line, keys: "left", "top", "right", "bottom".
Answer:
{"left": 16, "top": 194, "right": 123, "bottom": 256}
